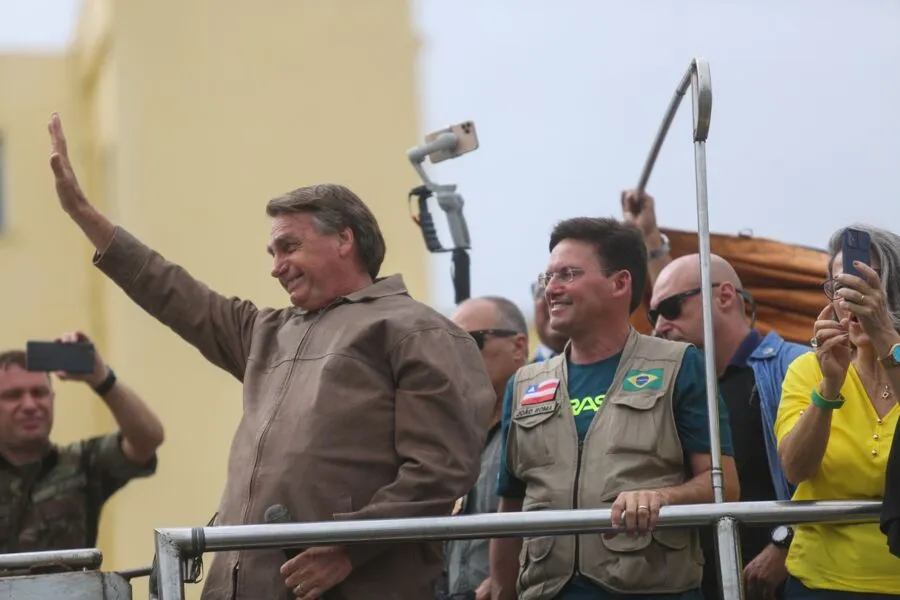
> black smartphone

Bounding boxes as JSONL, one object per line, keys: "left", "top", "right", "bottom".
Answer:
{"left": 842, "top": 227, "right": 871, "bottom": 279}
{"left": 25, "top": 341, "right": 95, "bottom": 374}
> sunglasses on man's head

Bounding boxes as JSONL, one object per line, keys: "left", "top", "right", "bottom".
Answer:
{"left": 468, "top": 329, "right": 519, "bottom": 350}
{"left": 648, "top": 283, "right": 721, "bottom": 327}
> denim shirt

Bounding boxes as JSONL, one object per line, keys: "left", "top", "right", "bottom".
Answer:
{"left": 745, "top": 330, "right": 810, "bottom": 501}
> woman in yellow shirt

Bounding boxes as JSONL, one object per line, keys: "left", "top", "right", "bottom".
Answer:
{"left": 776, "top": 224, "right": 900, "bottom": 598}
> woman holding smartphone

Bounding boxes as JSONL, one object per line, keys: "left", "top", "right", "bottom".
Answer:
{"left": 775, "top": 224, "right": 900, "bottom": 598}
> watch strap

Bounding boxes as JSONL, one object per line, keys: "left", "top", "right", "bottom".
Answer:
{"left": 648, "top": 233, "right": 670, "bottom": 260}
{"left": 878, "top": 343, "right": 900, "bottom": 368}
{"left": 771, "top": 525, "right": 793, "bottom": 548}
{"left": 93, "top": 368, "right": 117, "bottom": 396}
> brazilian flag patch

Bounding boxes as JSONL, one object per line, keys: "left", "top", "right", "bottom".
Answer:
{"left": 623, "top": 368, "right": 664, "bottom": 391}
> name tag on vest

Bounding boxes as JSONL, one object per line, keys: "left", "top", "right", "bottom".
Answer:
{"left": 514, "top": 402, "right": 559, "bottom": 418}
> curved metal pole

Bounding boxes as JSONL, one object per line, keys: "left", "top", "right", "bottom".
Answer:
{"left": 636, "top": 67, "right": 693, "bottom": 194}
{"left": 686, "top": 58, "right": 720, "bottom": 504}
{"left": 636, "top": 57, "right": 720, "bottom": 501}
{"left": 685, "top": 58, "right": 744, "bottom": 600}
{"left": 636, "top": 57, "right": 738, "bottom": 598}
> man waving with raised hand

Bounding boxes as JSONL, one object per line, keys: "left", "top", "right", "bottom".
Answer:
{"left": 47, "top": 113, "right": 495, "bottom": 600}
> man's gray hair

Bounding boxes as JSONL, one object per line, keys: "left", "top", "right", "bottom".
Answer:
{"left": 481, "top": 296, "right": 529, "bottom": 335}
{"left": 266, "top": 184, "right": 386, "bottom": 280}
{"left": 827, "top": 223, "right": 900, "bottom": 332}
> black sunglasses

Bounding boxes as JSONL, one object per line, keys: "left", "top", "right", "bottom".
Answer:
{"left": 468, "top": 329, "right": 519, "bottom": 350}
{"left": 648, "top": 283, "right": 721, "bottom": 326}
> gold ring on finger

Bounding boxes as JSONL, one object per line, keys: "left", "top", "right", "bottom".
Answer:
{"left": 637, "top": 505, "right": 650, "bottom": 512}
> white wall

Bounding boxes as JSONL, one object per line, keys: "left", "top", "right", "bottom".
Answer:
{"left": 413, "top": 0, "right": 900, "bottom": 314}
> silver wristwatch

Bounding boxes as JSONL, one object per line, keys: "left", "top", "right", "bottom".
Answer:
{"left": 648, "top": 232, "right": 670, "bottom": 260}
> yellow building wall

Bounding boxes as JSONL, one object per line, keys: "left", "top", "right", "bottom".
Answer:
{"left": 0, "top": 54, "right": 106, "bottom": 446}
{"left": 3, "top": 1, "right": 424, "bottom": 598}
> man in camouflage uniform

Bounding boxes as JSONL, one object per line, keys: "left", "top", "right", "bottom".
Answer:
{"left": 0, "top": 331, "right": 165, "bottom": 552}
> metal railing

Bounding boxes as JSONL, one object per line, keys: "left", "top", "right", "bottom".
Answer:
{"left": 152, "top": 500, "right": 882, "bottom": 600}
{"left": 0, "top": 548, "right": 103, "bottom": 572}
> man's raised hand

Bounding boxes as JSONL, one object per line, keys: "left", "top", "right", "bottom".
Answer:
{"left": 48, "top": 112, "right": 115, "bottom": 250}
{"left": 48, "top": 112, "right": 90, "bottom": 216}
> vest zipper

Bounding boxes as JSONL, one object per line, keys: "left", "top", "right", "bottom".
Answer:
{"left": 572, "top": 438, "right": 584, "bottom": 577}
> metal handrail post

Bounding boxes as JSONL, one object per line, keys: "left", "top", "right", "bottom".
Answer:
{"left": 688, "top": 58, "right": 743, "bottom": 600}
{"left": 155, "top": 530, "right": 184, "bottom": 600}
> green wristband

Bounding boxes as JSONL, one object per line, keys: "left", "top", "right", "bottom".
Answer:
{"left": 811, "top": 388, "right": 844, "bottom": 410}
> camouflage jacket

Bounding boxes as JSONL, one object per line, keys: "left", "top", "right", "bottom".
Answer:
{"left": 0, "top": 433, "right": 157, "bottom": 553}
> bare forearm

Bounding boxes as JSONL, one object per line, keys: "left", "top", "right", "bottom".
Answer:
{"left": 489, "top": 537, "right": 520, "bottom": 600}
{"left": 644, "top": 230, "right": 671, "bottom": 287}
{"left": 779, "top": 398, "right": 833, "bottom": 485}
{"left": 69, "top": 205, "right": 116, "bottom": 254}
{"left": 490, "top": 497, "right": 523, "bottom": 600}
{"left": 658, "top": 456, "right": 740, "bottom": 504}
{"left": 659, "top": 471, "right": 735, "bottom": 505}
{"left": 101, "top": 378, "right": 165, "bottom": 464}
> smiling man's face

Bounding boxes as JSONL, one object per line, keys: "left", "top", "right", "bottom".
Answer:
{"left": 0, "top": 364, "right": 54, "bottom": 455}
{"left": 267, "top": 213, "right": 348, "bottom": 310}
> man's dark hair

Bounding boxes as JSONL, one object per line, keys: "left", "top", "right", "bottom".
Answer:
{"left": 0, "top": 350, "right": 27, "bottom": 371}
{"left": 266, "top": 183, "right": 387, "bottom": 280}
{"left": 481, "top": 296, "right": 529, "bottom": 335}
{"left": 548, "top": 217, "right": 648, "bottom": 314}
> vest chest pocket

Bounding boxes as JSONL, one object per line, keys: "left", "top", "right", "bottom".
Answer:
{"left": 604, "top": 391, "right": 665, "bottom": 454}
{"left": 511, "top": 402, "right": 559, "bottom": 470}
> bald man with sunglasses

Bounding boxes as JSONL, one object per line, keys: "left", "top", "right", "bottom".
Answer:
{"left": 650, "top": 253, "right": 808, "bottom": 600}
{"left": 439, "top": 296, "right": 530, "bottom": 600}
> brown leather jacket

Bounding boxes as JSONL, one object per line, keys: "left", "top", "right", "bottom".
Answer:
{"left": 94, "top": 228, "right": 495, "bottom": 600}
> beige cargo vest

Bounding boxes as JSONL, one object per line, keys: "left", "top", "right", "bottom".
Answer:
{"left": 507, "top": 328, "right": 703, "bottom": 598}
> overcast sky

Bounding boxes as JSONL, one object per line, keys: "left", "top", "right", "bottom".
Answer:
{"left": 413, "top": 0, "right": 900, "bottom": 314}
{"left": 0, "top": 0, "right": 79, "bottom": 52}
{"left": 3, "top": 1, "right": 899, "bottom": 317}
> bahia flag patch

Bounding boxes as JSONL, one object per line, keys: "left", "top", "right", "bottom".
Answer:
{"left": 623, "top": 368, "right": 664, "bottom": 391}
{"left": 522, "top": 379, "right": 561, "bottom": 405}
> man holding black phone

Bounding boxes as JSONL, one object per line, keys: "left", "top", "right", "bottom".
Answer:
{"left": 0, "top": 331, "right": 164, "bottom": 553}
